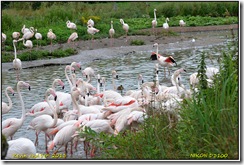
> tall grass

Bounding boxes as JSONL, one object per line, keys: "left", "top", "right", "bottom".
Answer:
{"left": 77, "top": 39, "right": 239, "bottom": 159}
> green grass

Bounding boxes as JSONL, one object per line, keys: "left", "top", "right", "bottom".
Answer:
{"left": 76, "top": 39, "right": 239, "bottom": 160}
{"left": 1, "top": 48, "right": 78, "bottom": 62}
{"left": 1, "top": 2, "right": 239, "bottom": 53}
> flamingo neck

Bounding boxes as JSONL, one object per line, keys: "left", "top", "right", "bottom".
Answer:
{"left": 71, "top": 90, "right": 81, "bottom": 116}
{"left": 13, "top": 42, "right": 17, "bottom": 59}
{"left": 17, "top": 83, "right": 26, "bottom": 124}
{"left": 5, "top": 88, "right": 12, "bottom": 110}
{"left": 45, "top": 92, "right": 58, "bottom": 128}
{"left": 65, "top": 66, "right": 73, "bottom": 91}
{"left": 154, "top": 11, "right": 156, "bottom": 20}
{"left": 111, "top": 23, "right": 113, "bottom": 29}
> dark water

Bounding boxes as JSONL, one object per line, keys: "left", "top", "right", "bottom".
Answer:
{"left": 1, "top": 34, "right": 236, "bottom": 159}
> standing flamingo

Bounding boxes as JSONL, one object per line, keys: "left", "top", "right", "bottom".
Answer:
{"left": 87, "top": 25, "right": 99, "bottom": 48}
{"left": 120, "top": 19, "right": 129, "bottom": 42}
{"left": 12, "top": 32, "right": 20, "bottom": 40}
{"left": 67, "top": 32, "right": 78, "bottom": 45}
{"left": 35, "top": 29, "right": 42, "bottom": 47}
{"left": 48, "top": 120, "right": 82, "bottom": 155}
{"left": 2, "top": 86, "right": 15, "bottom": 114}
{"left": 22, "top": 39, "right": 33, "bottom": 61}
{"left": 21, "top": 27, "right": 34, "bottom": 40}
{"left": 2, "top": 33, "right": 7, "bottom": 50}
{"left": 6, "top": 138, "right": 36, "bottom": 159}
{"left": 109, "top": 20, "right": 115, "bottom": 46}
{"left": 12, "top": 40, "right": 22, "bottom": 80}
{"left": 21, "top": 25, "right": 31, "bottom": 34}
{"left": 2, "top": 81, "right": 31, "bottom": 140}
{"left": 47, "top": 29, "right": 56, "bottom": 46}
{"left": 66, "top": 20, "right": 77, "bottom": 31}
{"left": 27, "top": 88, "right": 59, "bottom": 153}
{"left": 163, "top": 17, "right": 169, "bottom": 29}
{"left": 152, "top": 9, "right": 157, "bottom": 35}
{"left": 150, "top": 43, "right": 177, "bottom": 78}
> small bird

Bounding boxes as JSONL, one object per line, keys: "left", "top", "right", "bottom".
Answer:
{"left": 12, "top": 32, "right": 20, "bottom": 40}
{"left": 67, "top": 32, "right": 78, "bottom": 45}
{"left": 87, "top": 18, "right": 95, "bottom": 27}
{"left": 47, "top": 29, "right": 56, "bottom": 46}
{"left": 66, "top": 20, "right": 77, "bottom": 30}
{"left": 109, "top": 20, "right": 115, "bottom": 46}
{"left": 35, "top": 29, "right": 42, "bottom": 47}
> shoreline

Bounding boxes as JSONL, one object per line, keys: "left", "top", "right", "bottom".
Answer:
{"left": 2, "top": 24, "right": 238, "bottom": 72}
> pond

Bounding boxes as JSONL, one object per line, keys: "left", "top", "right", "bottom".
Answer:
{"left": 1, "top": 31, "right": 236, "bottom": 159}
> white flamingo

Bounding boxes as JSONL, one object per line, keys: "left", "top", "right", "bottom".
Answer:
{"left": 67, "top": 32, "right": 78, "bottom": 45}
{"left": 179, "top": 19, "right": 186, "bottom": 27}
{"left": 2, "top": 32, "right": 7, "bottom": 50}
{"left": 35, "top": 29, "right": 42, "bottom": 47}
{"left": 2, "top": 32, "right": 7, "bottom": 42}
{"left": 163, "top": 17, "right": 169, "bottom": 29}
{"left": 47, "top": 29, "right": 56, "bottom": 46}
{"left": 152, "top": 9, "right": 157, "bottom": 35}
{"left": 82, "top": 67, "right": 95, "bottom": 83}
{"left": 21, "top": 25, "right": 31, "bottom": 34}
{"left": 2, "top": 86, "right": 15, "bottom": 114}
{"left": 21, "top": 27, "right": 34, "bottom": 40}
{"left": 87, "top": 24, "right": 99, "bottom": 47}
{"left": 66, "top": 20, "right": 77, "bottom": 30}
{"left": 151, "top": 43, "right": 177, "bottom": 77}
{"left": 109, "top": 20, "right": 115, "bottom": 46}
{"left": 87, "top": 18, "right": 95, "bottom": 27}
{"left": 12, "top": 39, "right": 22, "bottom": 81}
{"left": 6, "top": 138, "right": 36, "bottom": 159}
{"left": 2, "top": 81, "right": 31, "bottom": 140}
{"left": 12, "top": 32, "right": 20, "bottom": 40}
{"left": 120, "top": 19, "right": 129, "bottom": 41}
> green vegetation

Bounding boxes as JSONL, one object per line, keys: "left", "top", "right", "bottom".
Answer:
{"left": 76, "top": 39, "right": 238, "bottom": 159}
{"left": 1, "top": 2, "right": 238, "bottom": 52}
{"left": 130, "top": 39, "right": 145, "bottom": 46}
{"left": 1, "top": 48, "right": 77, "bottom": 62}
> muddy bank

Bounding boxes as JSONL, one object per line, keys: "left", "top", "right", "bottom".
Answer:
{"left": 2, "top": 24, "right": 238, "bottom": 72}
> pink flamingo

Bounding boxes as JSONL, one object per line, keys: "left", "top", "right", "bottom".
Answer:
{"left": 2, "top": 86, "right": 15, "bottom": 114}
{"left": 12, "top": 39, "right": 22, "bottom": 81}
{"left": 87, "top": 25, "right": 99, "bottom": 48}
{"left": 150, "top": 43, "right": 177, "bottom": 78}
{"left": 35, "top": 29, "right": 42, "bottom": 47}
{"left": 27, "top": 88, "right": 59, "bottom": 153}
{"left": 47, "top": 29, "right": 56, "bottom": 46}
{"left": 82, "top": 67, "right": 95, "bottom": 83}
{"left": 2, "top": 81, "right": 31, "bottom": 140}
{"left": 87, "top": 18, "right": 94, "bottom": 27}
{"left": 67, "top": 32, "right": 78, "bottom": 45}
{"left": 66, "top": 20, "right": 77, "bottom": 30}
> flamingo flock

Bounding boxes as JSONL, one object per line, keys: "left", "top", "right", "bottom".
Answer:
{"left": 2, "top": 9, "right": 220, "bottom": 160}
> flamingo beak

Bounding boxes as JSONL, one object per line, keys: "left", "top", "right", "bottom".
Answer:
{"left": 54, "top": 95, "right": 57, "bottom": 101}
{"left": 28, "top": 86, "right": 31, "bottom": 91}
{"left": 142, "top": 80, "right": 144, "bottom": 84}
{"left": 100, "top": 83, "right": 103, "bottom": 87}
{"left": 62, "top": 86, "right": 65, "bottom": 90}
{"left": 116, "top": 75, "right": 119, "bottom": 79}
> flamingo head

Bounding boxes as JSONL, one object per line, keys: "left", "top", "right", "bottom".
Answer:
{"left": 112, "top": 70, "right": 119, "bottom": 79}
{"left": 120, "top": 19, "right": 124, "bottom": 24}
{"left": 153, "top": 43, "right": 158, "bottom": 47}
{"left": 154, "top": 9, "right": 157, "bottom": 12}
{"left": 7, "top": 86, "right": 15, "bottom": 96}
{"left": 18, "top": 81, "right": 31, "bottom": 91}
